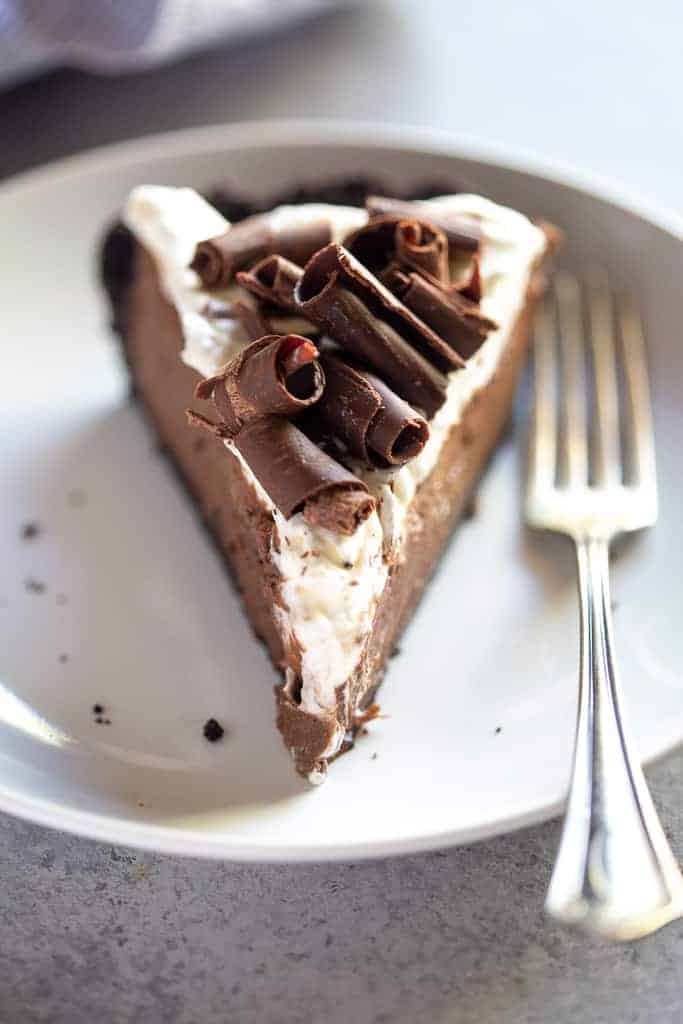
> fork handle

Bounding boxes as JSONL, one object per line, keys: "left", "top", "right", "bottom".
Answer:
{"left": 546, "top": 535, "right": 683, "bottom": 940}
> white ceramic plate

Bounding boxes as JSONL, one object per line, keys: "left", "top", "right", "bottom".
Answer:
{"left": 2, "top": 122, "right": 682, "bottom": 861}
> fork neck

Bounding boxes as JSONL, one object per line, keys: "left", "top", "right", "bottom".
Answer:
{"left": 546, "top": 533, "right": 683, "bottom": 938}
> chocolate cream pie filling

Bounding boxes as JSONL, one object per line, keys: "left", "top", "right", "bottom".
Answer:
{"left": 112, "top": 185, "right": 559, "bottom": 782}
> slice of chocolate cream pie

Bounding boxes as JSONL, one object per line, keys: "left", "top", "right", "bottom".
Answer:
{"left": 102, "top": 183, "right": 559, "bottom": 783}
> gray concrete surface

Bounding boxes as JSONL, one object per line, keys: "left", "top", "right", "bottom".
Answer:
{"left": 2, "top": 2, "right": 682, "bottom": 1021}
{"left": 2, "top": 754, "right": 682, "bottom": 1023}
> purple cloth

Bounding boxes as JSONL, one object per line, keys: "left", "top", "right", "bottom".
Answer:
{"left": 0, "top": 0, "right": 348, "bottom": 85}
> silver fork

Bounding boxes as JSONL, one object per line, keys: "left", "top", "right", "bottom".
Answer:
{"left": 527, "top": 270, "right": 683, "bottom": 941}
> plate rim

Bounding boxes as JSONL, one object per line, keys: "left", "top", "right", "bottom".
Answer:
{"left": 3, "top": 118, "right": 682, "bottom": 861}
{"left": 4, "top": 118, "right": 683, "bottom": 244}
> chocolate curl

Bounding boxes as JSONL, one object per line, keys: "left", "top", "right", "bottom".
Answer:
{"left": 295, "top": 244, "right": 458, "bottom": 416}
{"left": 343, "top": 215, "right": 404, "bottom": 275}
{"left": 395, "top": 219, "right": 449, "bottom": 284}
{"left": 237, "top": 254, "right": 303, "bottom": 312}
{"left": 366, "top": 196, "right": 481, "bottom": 253}
{"left": 191, "top": 215, "right": 331, "bottom": 288}
{"left": 318, "top": 354, "right": 429, "bottom": 467}
{"left": 195, "top": 335, "right": 324, "bottom": 434}
{"left": 343, "top": 214, "right": 448, "bottom": 286}
{"left": 294, "top": 406, "right": 351, "bottom": 465}
{"left": 384, "top": 268, "right": 497, "bottom": 360}
{"left": 365, "top": 372, "right": 429, "bottom": 465}
{"left": 234, "top": 416, "right": 375, "bottom": 533}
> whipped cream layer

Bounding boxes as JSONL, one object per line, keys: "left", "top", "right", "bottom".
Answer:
{"left": 125, "top": 186, "right": 546, "bottom": 757}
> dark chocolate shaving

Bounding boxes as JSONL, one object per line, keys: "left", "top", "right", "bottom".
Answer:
{"left": 383, "top": 268, "right": 496, "bottom": 360}
{"left": 281, "top": 337, "right": 318, "bottom": 379}
{"left": 343, "top": 215, "right": 404, "bottom": 275}
{"left": 237, "top": 255, "right": 303, "bottom": 312}
{"left": 318, "top": 353, "right": 429, "bottom": 467}
{"left": 364, "top": 372, "right": 429, "bottom": 465}
{"left": 344, "top": 214, "right": 448, "bottom": 285}
{"left": 395, "top": 220, "right": 449, "bottom": 284}
{"left": 190, "top": 215, "right": 331, "bottom": 288}
{"left": 366, "top": 196, "right": 481, "bottom": 253}
{"left": 295, "top": 244, "right": 458, "bottom": 415}
{"left": 234, "top": 416, "right": 373, "bottom": 531}
{"left": 194, "top": 335, "right": 324, "bottom": 434}
{"left": 294, "top": 406, "right": 351, "bottom": 465}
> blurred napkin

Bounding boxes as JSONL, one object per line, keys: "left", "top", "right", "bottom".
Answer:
{"left": 0, "top": 0, "right": 351, "bottom": 86}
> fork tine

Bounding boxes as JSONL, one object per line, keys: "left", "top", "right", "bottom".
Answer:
{"left": 531, "top": 297, "right": 558, "bottom": 493}
{"left": 588, "top": 272, "right": 621, "bottom": 487}
{"left": 619, "top": 293, "right": 657, "bottom": 492}
{"left": 555, "top": 273, "right": 588, "bottom": 486}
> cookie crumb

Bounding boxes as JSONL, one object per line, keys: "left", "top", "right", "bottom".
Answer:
{"left": 93, "top": 703, "right": 104, "bottom": 715}
{"left": 203, "top": 718, "right": 225, "bottom": 743}
{"left": 137, "top": 801, "right": 145, "bottom": 808}
{"left": 343, "top": 561, "right": 353, "bottom": 570}
{"left": 21, "top": 522, "right": 41, "bottom": 540}
{"left": 463, "top": 496, "right": 479, "bottom": 521}
{"left": 24, "top": 578, "right": 46, "bottom": 594}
